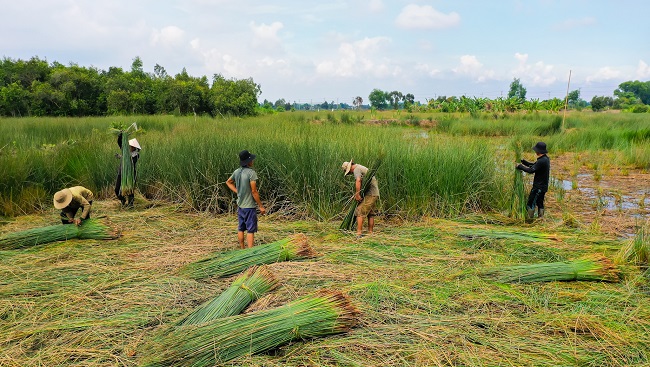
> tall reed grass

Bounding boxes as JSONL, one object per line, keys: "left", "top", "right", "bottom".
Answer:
{"left": 0, "top": 114, "right": 506, "bottom": 219}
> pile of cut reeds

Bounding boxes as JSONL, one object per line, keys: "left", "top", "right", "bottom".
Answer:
{"left": 181, "top": 233, "right": 314, "bottom": 279}
{"left": 485, "top": 254, "right": 620, "bottom": 283}
{"left": 340, "top": 159, "right": 382, "bottom": 231}
{"left": 615, "top": 222, "right": 649, "bottom": 267}
{"left": 459, "top": 228, "right": 560, "bottom": 243}
{"left": 178, "top": 265, "right": 278, "bottom": 325}
{"left": 143, "top": 291, "right": 359, "bottom": 367}
{"left": 0, "top": 219, "right": 119, "bottom": 250}
{"left": 509, "top": 139, "right": 527, "bottom": 220}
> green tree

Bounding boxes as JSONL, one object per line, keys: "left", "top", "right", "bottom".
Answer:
{"left": 388, "top": 90, "right": 403, "bottom": 110}
{"left": 591, "top": 96, "right": 614, "bottom": 112}
{"left": 211, "top": 74, "right": 260, "bottom": 116}
{"left": 368, "top": 88, "right": 388, "bottom": 110}
{"left": 615, "top": 80, "right": 650, "bottom": 105}
{"left": 507, "top": 78, "right": 527, "bottom": 101}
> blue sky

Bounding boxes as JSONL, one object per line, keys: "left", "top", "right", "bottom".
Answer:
{"left": 3, "top": 0, "right": 649, "bottom": 104}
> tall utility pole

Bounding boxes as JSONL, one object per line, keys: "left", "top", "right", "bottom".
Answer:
{"left": 562, "top": 70, "right": 572, "bottom": 131}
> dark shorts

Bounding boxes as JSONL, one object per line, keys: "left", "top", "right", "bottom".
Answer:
{"left": 238, "top": 208, "right": 258, "bottom": 233}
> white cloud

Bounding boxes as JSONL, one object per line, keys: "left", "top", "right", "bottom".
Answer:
{"left": 586, "top": 67, "right": 622, "bottom": 83}
{"left": 395, "top": 5, "right": 460, "bottom": 30}
{"left": 368, "top": 0, "right": 384, "bottom": 13}
{"left": 150, "top": 26, "right": 185, "bottom": 47}
{"left": 250, "top": 21, "right": 284, "bottom": 48}
{"left": 415, "top": 63, "right": 440, "bottom": 77}
{"left": 511, "top": 53, "right": 557, "bottom": 86}
{"left": 637, "top": 60, "right": 650, "bottom": 79}
{"left": 452, "top": 55, "right": 495, "bottom": 82}
{"left": 553, "top": 17, "right": 597, "bottom": 31}
{"left": 315, "top": 37, "right": 396, "bottom": 78}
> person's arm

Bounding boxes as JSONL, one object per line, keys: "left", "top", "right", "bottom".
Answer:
{"left": 226, "top": 176, "right": 237, "bottom": 194}
{"left": 117, "top": 132, "right": 123, "bottom": 149}
{"left": 354, "top": 177, "right": 362, "bottom": 202}
{"left": 250, "top": 180, "right": 266, "bottom": 214}
{"left": 517, "top": 161, "right": 538, "bottom": 174}
{"left": 520, "top": 159, "right": 533, "bottom": 167}
{"left": 79, "top": 197, "right": 92, "bottom": 221}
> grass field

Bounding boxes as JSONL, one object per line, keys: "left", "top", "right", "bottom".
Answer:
{"left": 1, "top": 112, "right": 649, "bottom": 366}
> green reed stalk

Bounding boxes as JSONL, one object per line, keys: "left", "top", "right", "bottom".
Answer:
{"left": 459, "top": 228, "right": 560, "bottom": 242}
{"left": 615, "top": 221, "right": 649, "bottom": 266}
{"left": 509, "top": 139, "right": 527, "bottom": 220}
{"left": 485, "top": 254, "right": 620, "bottom": 283}
{"left": 120, "top": 131, "right": 135, "bottom": 196}
{"left": 143, "top": 291, "right": 359, "bottom": 367}
{"left": 178, "top": 265, "right": 279, "bottom": 325}
{"left": 181, "top": 234, "right": 314, "bottom": 279}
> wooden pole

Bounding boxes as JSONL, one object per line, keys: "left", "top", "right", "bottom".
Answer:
{"left": 562, "top": 70, "right": 572, "bottom": 131}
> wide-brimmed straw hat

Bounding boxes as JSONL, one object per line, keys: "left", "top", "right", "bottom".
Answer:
{"left": 532, "top": 141, "right": 548, "bottom": 154}
{"left": 341, "top": 159, "right": 353, "bottom": 176}
{"left": 53, "top": 188, "right": 73, "bottom": 209}
{"left": 129, "top": 138, "right": 141, "bottom": 150}
{"left": 239, "top": 150, "right": 256, "bottom": 166}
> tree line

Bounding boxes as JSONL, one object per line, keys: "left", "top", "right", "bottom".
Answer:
{"left": 1, "top": 57, "right": 649, "bottom": 117}
{"left": 0, "top": 56, "right": 260, "bottom": 117}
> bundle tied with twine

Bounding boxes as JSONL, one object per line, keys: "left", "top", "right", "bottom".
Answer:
{"left": 509, "top": 139, "right": 527, "bottom": 221}
{"left": 181, "top": 233, "right": 314, "bottom": 279}
{"left": 340, "top": 158, "right": 382, "bottom": 231}
{"left": 0, "top": 219, "right": 120, "bottom": 250}
{"left": 484, "top": 254, "right": 620, "bottom": 283}
{"left": 178, "top": 265, "right": 279, "bottom": 325}
{"left": 142, "top": 290, "right": 359, "bottom": 367}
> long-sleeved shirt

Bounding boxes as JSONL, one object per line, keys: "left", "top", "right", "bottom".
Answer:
{"left": 61, "top": 186, "right": 94, "bottom": 220}
{"left": 517, "top": 155, "right": 550, "bottom": 191}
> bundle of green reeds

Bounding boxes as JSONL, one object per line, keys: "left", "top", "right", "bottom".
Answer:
{"left": 509, "top": 140, "right": 527, "bottom": 220}
{"left": 485, "top": 254, "right": 620, "bottom": 283}
{"left": 178, "top": 265, "right": 279, "bottom": 325}
{"left": 182, "top": 233, "right": 314, "bottom": 279}
{"left": 120, "top": 130, "right": 135, "bottom": 196}
{"left": 340, "top": 159, "right": 382, "bottom": 231}
{"left": 143, "top": 291, "right": 359, "bottom": 367}
{"left": 0, "top": 219, "right": 119, "bottom": 250}
{"left": 459, "top": 228, "right": 560, "bottom": 242}
{"left": 615, "top": 222, "right": 649, "bottom": 266}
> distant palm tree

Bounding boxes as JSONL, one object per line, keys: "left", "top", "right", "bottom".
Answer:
{"left": 353, "top": 96, "right": 363, "bottom": 110}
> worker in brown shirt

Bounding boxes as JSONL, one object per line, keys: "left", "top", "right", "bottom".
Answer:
{"left": 53, "top": 186, "right": 94, "bottom": 225}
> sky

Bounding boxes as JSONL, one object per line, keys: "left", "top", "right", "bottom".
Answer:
{"left": 3, "top": 0, "right": 650, "bottom": 104}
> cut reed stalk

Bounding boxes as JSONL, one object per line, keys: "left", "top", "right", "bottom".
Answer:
{"left": 615, "top": 222, "right": 649, "bottom": 266}
{"left": 459, "top": 228, "right": 561, "bottom": 242}
{"left": 143, "top": 290, "right": 359, "bottom": 367}
{"left": 340, "top": 159, "right": 382, "bottom": 231}
{"left": 485, "top": 254, "right": 620, "bottom": 283}
{"left": 181, "top": 233, "right": 314, "bottom": 279}
{"left": 0, "top": 219, "right": 119, "bottom": 250}
{"left": 178, "top": 265, "right": 279, "bottom": 325}
{"left": 509, "top": 140, "right": 527, "bottom": 220}
{"left": 120, "top": 130, "right": 135, "bottom": 196}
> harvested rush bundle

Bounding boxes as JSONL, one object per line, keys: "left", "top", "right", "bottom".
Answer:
{"left": 182, "top": 234, "right": 314, "bottom": 279}
{"left": 340, "top": 159, "right": 382, "bottom": 231}
{"left": 509, "top": 140, "right": 527, "bottom": 221}
{"left": 179, "top": 265, "right": 279, "bottom": 325}
{"left": 615, "top": 222, "right": 649, "bottom": 266}
{"left": 144, "top": 291, "right": 359, "bottom": 367}
{"left": 485, "top": 254, "right": 620, "bottom": 283}
{"left": 120, "top": 130, "right": 135, "bottom": 196}
{"left": 0, "top": 219, "right": 119, "bottom": 250}
{"left": 459, "top": 228, "right": 560, "bottom": 243}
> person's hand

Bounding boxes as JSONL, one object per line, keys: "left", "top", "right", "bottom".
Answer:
{"left": 355, "top": 193, "right": 362, "bottom": 202}
{"left": 259, "top": 206, "right": 266, "bottom": 215}
{"left": 73, "top": 218, "right": 81, "bottom": 226}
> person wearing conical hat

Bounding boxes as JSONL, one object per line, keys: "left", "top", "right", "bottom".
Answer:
{"left": 53, "top": 186, "right": 94, "bottom": 226}
{"left": 516, "top": 142, "right": 550, "bottom": 221}
{"left": 115, "top": 132, "right": 141, "bottom": 207}
{"left": 341, "top": 159, "right": 380, "bottom": 238}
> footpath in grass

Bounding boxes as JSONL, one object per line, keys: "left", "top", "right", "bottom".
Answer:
{"left": 0, "top": 202, "right": 649, "bottom": 366}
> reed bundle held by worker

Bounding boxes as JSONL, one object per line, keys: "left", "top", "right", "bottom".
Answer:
{"left": 143, "top": 291, "right": 359, "bottom": 367}
{"left": 178, "top": 265, "right": 279, "bottom": 325}
{"left": 181, "top": 233, "right": 314, "bottom": 279}
{"left": 0, "top": 219, "right": 119, "bottom": 250}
